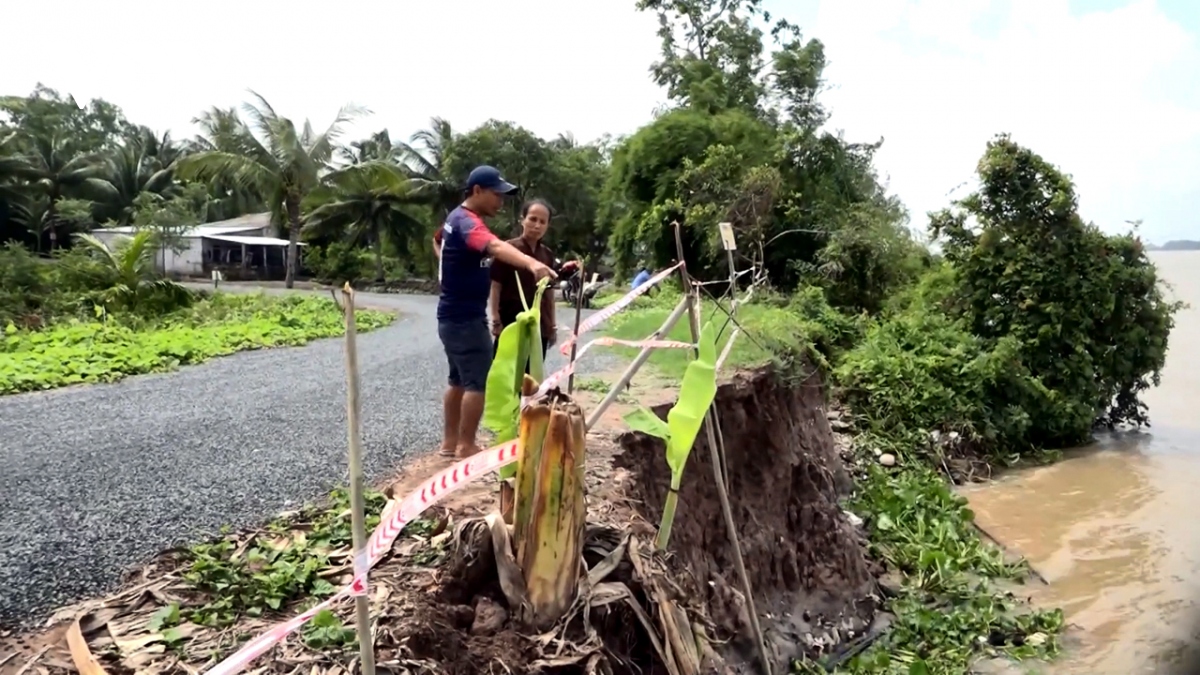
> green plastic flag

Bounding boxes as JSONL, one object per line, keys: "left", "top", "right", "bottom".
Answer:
{"left": 483, "top": 276, "right": 549, "bottom": 481}
{"left": 622, "top": 320, "right": 719, "bottom": 549}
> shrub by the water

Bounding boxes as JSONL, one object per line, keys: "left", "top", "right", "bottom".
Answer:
{"left": 838, "top": 136, "right": 1180, "bottom": 459}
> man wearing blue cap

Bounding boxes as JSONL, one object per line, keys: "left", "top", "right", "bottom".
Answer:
{"left": 437, "top": 165, "right": 556, "bottom": 459}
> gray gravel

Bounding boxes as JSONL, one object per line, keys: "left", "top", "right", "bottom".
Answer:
{"left": 0, "top": 288, "right": 622, "bottom": 629}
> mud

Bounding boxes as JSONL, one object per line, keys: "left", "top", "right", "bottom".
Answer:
{"left": 614, "top": 366, "right": 879, "bottom": 670}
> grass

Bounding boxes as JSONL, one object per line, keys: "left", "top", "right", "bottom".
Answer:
{"left": 601, "top": 299, "right": 801, "bottom": 379}
{"left": 0, "top": 292, "right": 395, "bottom": 395}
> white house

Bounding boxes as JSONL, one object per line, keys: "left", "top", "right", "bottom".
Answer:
{"left": 88, "top": 212, "right": 304, "bottom": 279}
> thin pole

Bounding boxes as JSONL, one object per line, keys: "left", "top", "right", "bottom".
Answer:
{"left": 566, "top": 257, "right": 587, "bottom": 394}
{"left": 341, "top": 283, "right": 377, "bottom": 675}
{"left": 725, "top": 247, "right": 738, "bottom": 314}
{"left": 671, "top": 222, "right": 773, "bottom": 675}
{"left": 584, "top": 296, "right": 690, "bottom": 430}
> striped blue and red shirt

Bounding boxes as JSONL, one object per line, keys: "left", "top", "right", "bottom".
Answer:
{"left": 437, "top": 205, "right": 498, "bottom": 322}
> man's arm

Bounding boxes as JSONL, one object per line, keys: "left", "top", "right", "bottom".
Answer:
{"left": 459, "top": 213, "right": 556, "bottom": 280}
{"left": 432, "top": 227, "right": 443, "bottom": 260}
{"left": 489, "top": 280, "right": 503, "bottom": 336}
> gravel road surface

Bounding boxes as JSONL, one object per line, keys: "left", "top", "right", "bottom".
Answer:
{"left": 0, "top": 288, "right": 622, "bottom": 628}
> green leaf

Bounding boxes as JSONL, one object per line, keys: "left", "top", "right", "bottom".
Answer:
{"left": 664, "top": 321, "right": 718, "bottom": 476}
{"left": 623, "top": 407, "right": 670, "bottom": 440}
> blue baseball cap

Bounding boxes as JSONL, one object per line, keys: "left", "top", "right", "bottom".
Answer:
{"left": 465, "top": 165, "right": 519, "bottom": 196}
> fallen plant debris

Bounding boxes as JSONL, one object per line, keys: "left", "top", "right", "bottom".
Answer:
{"left": 6, "top": 487, "right": 452, "bottom": 674}
{"left": 12, "top": 481, "right": 713, "bottom": 675}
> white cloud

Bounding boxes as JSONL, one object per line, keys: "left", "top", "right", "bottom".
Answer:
{"left": 4, "top": 0, "right": 1195, "bottom": 241}
{"left": 809, "top": 0, "right": 1200, "bottom": 240}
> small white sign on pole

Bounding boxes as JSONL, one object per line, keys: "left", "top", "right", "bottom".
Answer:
{"left": 718, "top": 222, "right": 737, "bottom": 251}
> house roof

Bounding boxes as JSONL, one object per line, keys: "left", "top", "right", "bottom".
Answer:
{"left": 205, "top": 234, "right": 303, "bottom": 247}
{"left": 96, "top": 212, "right": 273, "bottom": 238}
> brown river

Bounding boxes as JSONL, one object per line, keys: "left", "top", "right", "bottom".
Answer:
{"left": 963, "top": 251, "right": 1200, "bottom": 673}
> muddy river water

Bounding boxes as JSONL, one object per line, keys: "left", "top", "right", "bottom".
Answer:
{"left": 963, "top": 251, "right": 1200, "bottom": 673}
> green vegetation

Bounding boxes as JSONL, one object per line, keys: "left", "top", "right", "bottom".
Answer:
{"left": 1, "top": 293, "right": 393, "bottom": 394}
{"left": 0, "top": 216, "right": 394, "bottom": 395}
{"left": 0, "top": 0, "right": 1180, "bottom": 672}
{"left": 180, "top": 488, "right": 442, "bottom": 627}
{"left": 605, "top": 135, "right": 1175, "bottom": 673}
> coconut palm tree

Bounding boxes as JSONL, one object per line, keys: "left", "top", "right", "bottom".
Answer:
{"left": 0, "top": 133, "right": 36, "bottom": 234}
{"left": 100, "top": 129, "right": 179, "bottom": 225}
{"left": 339, "top": 130, "right": 402, "bottom": 166}
{"left": 18, "top": 131, "right": 116, "bottom": 250}
{"left": 186, "top": 107, "right": 265, "bottom": 222}
{"left": 399, "top": 117, "right": 460, "bottom": 219}
{"left": 175, "top": 92, "right": 365, "bottom": 287}
{"left": 302, "top": 161, "right": 427, "bottom": 281}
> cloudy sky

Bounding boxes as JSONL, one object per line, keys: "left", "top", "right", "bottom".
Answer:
{"left": 4, "top": 0, "right": 1197, "bottom": 243}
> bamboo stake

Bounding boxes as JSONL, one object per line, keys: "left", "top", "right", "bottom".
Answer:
{"left": 584, "top": 296, "right": 690, "bottom": 430}
{"left": 671, "top": 222, "right": 772, "bottom": 675}
{"left": 341, "top": 283, "right": 377, "bottom": 675}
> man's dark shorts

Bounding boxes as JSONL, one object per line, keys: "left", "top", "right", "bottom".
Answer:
{"left": 438, "top": 317, "right": 492, "bottom": 392}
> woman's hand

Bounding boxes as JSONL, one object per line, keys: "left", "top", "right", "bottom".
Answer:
{"left": 491, "top": 317, "right": 503, "bottom": 337}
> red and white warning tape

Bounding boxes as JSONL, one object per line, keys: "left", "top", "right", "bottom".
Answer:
{"left": 203, "top": 265, "right": 691, "bottom": 675}
{"left": 557, "top": 263, "right": 683, "bottom": 358}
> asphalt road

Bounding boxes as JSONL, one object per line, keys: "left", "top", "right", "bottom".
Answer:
{"left": 0, "top": 288, "right": 616, "bottom": 628}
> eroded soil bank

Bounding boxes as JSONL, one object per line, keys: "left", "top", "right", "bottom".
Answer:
{"left": 616, "top": 367, "right": 882, "bottom": 672}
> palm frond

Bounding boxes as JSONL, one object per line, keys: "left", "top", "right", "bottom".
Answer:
{"left": 176, "top": 152, "right": 277, "bottom": 197}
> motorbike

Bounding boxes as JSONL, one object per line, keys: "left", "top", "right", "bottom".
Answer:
{"left": 556, "top": 260, "right": 607, "bottom": 309}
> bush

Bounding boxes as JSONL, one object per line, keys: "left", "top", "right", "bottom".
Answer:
{"left": 932, "top": 135, "right": 1181, "bottom": 447}
{"left": 0, "top": 244, "right": 56, "bottom": 327}
{"left": 836, "top": 298, "right": 1048, "bottom": 457}
{"left": 303, "top": 242, "right": 374, "bottom": 284}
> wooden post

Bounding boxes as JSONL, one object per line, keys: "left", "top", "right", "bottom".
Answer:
{"left": 671, "top": 222, "right": 773, "bottom": 675}
{"left": 341, "top": 284, "right": 377, "bottom": 675}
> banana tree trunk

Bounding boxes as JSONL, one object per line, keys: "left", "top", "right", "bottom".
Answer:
{"left": 512, "top": 391, "right": 587, "bottom": 630}
{"left": 285, "top": 197, "right": 300, "bottom": 289}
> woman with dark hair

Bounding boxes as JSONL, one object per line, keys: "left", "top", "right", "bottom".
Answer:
{"left": 488, "top": 199, "right": 576, "bottom": 360}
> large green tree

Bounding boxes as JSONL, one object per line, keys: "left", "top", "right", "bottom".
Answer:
{"left": 400, "top": 117, "right": 461, "bottom": 222}
{"left": 443, "top": 121, "right": 554, "bottom": 236}
{"left": 443, "top": 121, "right": 610, "bottom": 256}
{"left": 176, "top": 92, "right": 363, "bottom": 288}
{"left": 302, "top": 161, "right": 427, "bottom": 281}
{"left": 601, "top": 0, "right": 920, "bottom": 311}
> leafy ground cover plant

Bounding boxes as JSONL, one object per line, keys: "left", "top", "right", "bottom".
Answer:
{"left": 179, "top": 488, "right": 443, "bottom": 627}
{"left": 0, "top": 293, "right": 394, "bottom": 394}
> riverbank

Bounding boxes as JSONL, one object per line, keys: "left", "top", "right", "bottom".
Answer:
{"left": 1, "top": 301, "right": 1056, "bottom": 674}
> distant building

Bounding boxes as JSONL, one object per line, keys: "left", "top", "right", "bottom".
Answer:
{"left": 88, "top": 213, "right": 304, "bottom": 280}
